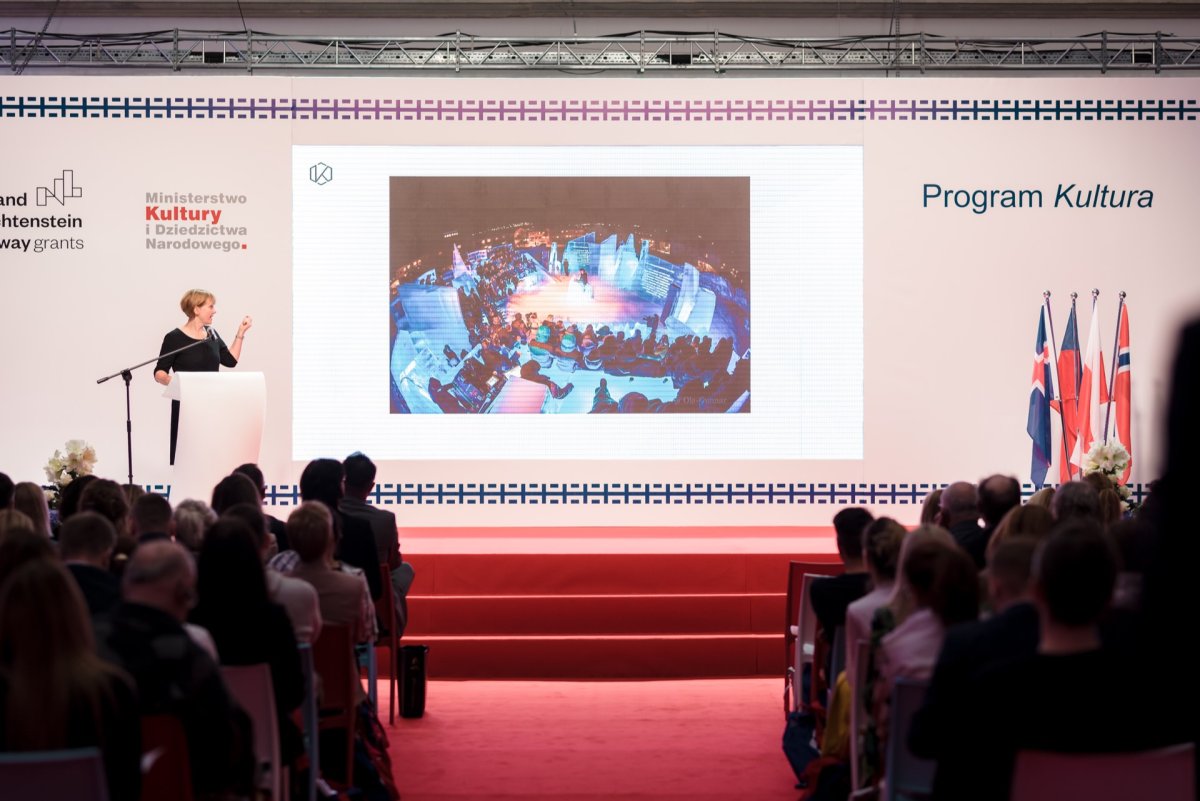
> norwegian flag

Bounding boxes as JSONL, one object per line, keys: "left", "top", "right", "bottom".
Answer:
{"left": 1053, "top": 303, "right": 1082, "bottom": 482}
{"left": 1070, "top": 300, "right": 1109, "bottom": 470}
{"left": 1027, "top": 306, "right": 1055, "bottom": 486}
{"left": 1111, "top": 302, "right": 1133, "bottom": 482}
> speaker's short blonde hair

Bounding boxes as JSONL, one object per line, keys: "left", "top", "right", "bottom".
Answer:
{"left": 180, "top": 289, "right": 215, "bottom": 320}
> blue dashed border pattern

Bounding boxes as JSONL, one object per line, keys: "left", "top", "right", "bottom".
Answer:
{"left": 2, "top": 96, "right": 1198, "bottom": 121}
{"left": 244, "top": 481, "right": 1148, "bottom": 507}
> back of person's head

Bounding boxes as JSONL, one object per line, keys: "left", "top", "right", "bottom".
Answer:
{"left": 919, "top": 489, "right": 944, "bottom": 525}
{"left": 0, "top": 527, "right": 57, "bottom": 589}
{"left": 979, "top": 475, "right": 1021, "bottom": 528}
{"left": 1035, "top": 522, "right": 1118, "bottom": 628}
{"left": 861, "top": 517, "right": 905, "bottom": 583}
{"left": 299, "top": 459, "right": 345, "bottom": 508}
{"left": 232, "top": 463, "right": 267, "bottom": 501}
{"left": 195, "top": 518, "right": 269, "bottom": 617}
{"left": 0, "top": 558, "right": 115, "bottom": 750}
{"left": 173, "top": 499, "right": 217, "bottom": 552}
{"left": 131, "top": 493, "right": 173, "bottom": 538}
{"left": 343, "top": 452, "right": 377, "bottom": 497}
{"left": 1081, "top": 471, "right": 1114, "bottom": 496}
{"left": 1026, "top": 486, "right": 1056, "bottom": 509}
{"left": 939, "top": 482, "right": 979, "bottom": 527}
{"left": 122, "top": 540, "right": 196, "bottom": 621}
{"left": 288, "top": 502, "right": 334, "bottom": 564}
{"left": 11, "top": 482, "right": 51, "bottom": 539}
{"left": 210, "top": 472, "right": 261, "bottom": 516}
{"left": 122, "top": 483, "right": 146, "bottom": 507}
{"left": 0, "top": 471, "right": 13, "bottom": 508}
{"left": 221, "top": 503, "right": 267, "bottom": 552}
{"left": 889, "top": 524, "right": 955, "bottom": 621}
{"left": 56, "top": 474, "right": 97, "bottom": 523}
{"left": 79, "top": 479, "right": 130, "bottom": 531}
{"left": 986, "top": 504, "right": 1054, "bottom": 563}
{"left": 58, "top": 512, "right": 117, "bottom": 565}
{"left": 988, "top": 538, "right": 1039, "bottom": 609}
{"left": 1051, "top": 481, "right": 1101, "bottom": 523}
{"left": 0, "top": 508, "right": 35, "bottom": 540}
{"left": 903, "top": 539, "right": 980, "bottom": 626}
{"left": 832, "top": 508, "right": 873, "bottom": 562}
{"left": 1097, "top": 488, "right": 1123, "bottom": 526}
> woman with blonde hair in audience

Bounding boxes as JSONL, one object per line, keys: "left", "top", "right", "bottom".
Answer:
{"left": 985, "top": 503, "right": 1054, "bottom": 565}
{"left": 0, "top": 558, "right": 141, "bottom": 801}
{"left": 1026, "top": 486, "right": 1055, "bottom": 509}
{"left": 0, "top": 509, "right": 35, "bottom": 541}
{"left": 845, "top": 517, "right": 906, "bottom": 693}
{"left": 173, "top": 498, "right": 217, "bottom": 553}
{"left": 919, "top": 489, "right": 943, "bottom": 525}
{"left": 11, "top": 482, "right": 52, "bottom": 539}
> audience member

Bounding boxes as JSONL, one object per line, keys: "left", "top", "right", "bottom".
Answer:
{"left": 919, "top": 489, "right": 943, "bottom": 525}
{"left": 0, "top": 559, "right": 141, "bottom": 801}
{"left": 121, "top": 483, "right": 146, "bottom": 508}
{"left": 908, "top": 538, "right": 1040, "bottom": 800}
{"left": 233, "top": 462, "right": 290, "bottom": 551}
{"left": 811, "top": 508, "right": 873, "bottom": 645}
{"left": 129, "top": 492, "right": 173, "bottom": 543}
{"left": 210, "top": 472, "right": 261, "bottom": 515}
{"left": 1025, "top": 486, "right": 1055, "bottom": 508}
{"left": 55, "top": 473, "right": 97, "bottom": 527}
{"left": 191, "top": 518, "right": 306, "bottom": 767}
{"left": 1107, "top": 518, "right": 1153, "bottom": 613}
{"left": 300, "top": 459, "right": 383, "bottom": 601}
{"left": 977, "top": 474, "right": 1020, "bottom": 541}
{"left": 59, "top": 512, "right": 121, "bottom": 618}
{"left": 0, "top": 471, "right": 13, "bottom": 507}
{"left": 953, "top": 523, "right": 1149, "bottom": 801}
{"left": 0, "top": 526, "right": 56, "bottom": 588}
{"left": 79, "top": 479, "right": 133, "bottom": 569}
{"left": 984, "top": 503, "right": 1053, "bottom": 565}
{"left": 173, "top": 498, "right": 217, "bottom": 553}
{"left": 286, "top": 502, "right": 376, "bottom": 644}
{"left": 340, "top": 452, "right": 415, "bottom": 635}
{"left": 845, "top": 517, "right": 905, "bottom": 692}
{"left": 11, "top": 482, "right": 51, "bottom": 538}
{"left": 939, "top": 482, "right": 987, "bottom": 569}
{"left": 99, "top": 541, "right": 255, "bottom": 798}
{"left": 1050, "top": 480, "right": 1100, "bottom": 523}
{"left": 0, "top": 508, "right": 35, "bottom": 541}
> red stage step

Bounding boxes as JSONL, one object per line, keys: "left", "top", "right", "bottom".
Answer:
{"left": 400, "top": 528, "right": 838, "bottom": 679}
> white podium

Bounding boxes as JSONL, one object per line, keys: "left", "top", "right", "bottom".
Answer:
{"left": 164, "top": 372, "right": 266, "bottom": 505}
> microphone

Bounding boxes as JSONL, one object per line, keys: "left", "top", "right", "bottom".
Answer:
{"left": 206, "top": 325, "right": 220, "bottom": 341}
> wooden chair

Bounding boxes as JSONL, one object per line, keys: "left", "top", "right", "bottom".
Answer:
{"left": 0, "top": 747, "right": 110, "bottom": 801}
{"left": 222, "top": 663, "right": 285, "bottom": 801}
{"left": 313, "top": 623, "right": 358, "bottom": 788}
{"left": 883, "top": 678, "right": 934, "bottom": 801}
{"left": 141, "top": 715, "right": 195, "bottom": 801}
{"left": 377, "top": 564, "right": 401, "bottom": 724}
{"left": 783, "top": 560, "right": 843, "bottom": 716}
{"left": 1011, "top": 743, "right": 1195, "bottom": 801}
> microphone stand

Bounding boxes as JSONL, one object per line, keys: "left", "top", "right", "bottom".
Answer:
{"left": 96, "top": 334, "right": 215, "bottom": 487}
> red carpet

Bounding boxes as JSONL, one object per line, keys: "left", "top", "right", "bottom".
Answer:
{"left": 386, "top": 678, "right": 798, "bottom": 801}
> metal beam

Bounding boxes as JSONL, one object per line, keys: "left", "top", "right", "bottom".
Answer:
{"left": 4, "top": 30, "right": 1197, "bottom": 72}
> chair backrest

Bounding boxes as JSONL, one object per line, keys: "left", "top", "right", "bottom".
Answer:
{"left": 784, "top": 560, "right": 844, "bottom": 715}
{"left": 0, "top": 747, "right": 109, "bottom": 801}
{"left": 297, "top": 643, "right": 319, "bottom": 801}
{"left": 1011, "top": 743, "right": 1195, "bottom": 801}
{"left": 884, "top": 678, "right": 935, "bottom": 801}
{"left": 141, "top": 714, "right": 194, "bottom": 801}
{"left": 221, "top": 663, "right": 282, "bottom": 801}
{"left": 312, "top": 623, "right": 357, "bottom": 786}
{"left": 849, "top": 638, "right": 870, "bottom": 792}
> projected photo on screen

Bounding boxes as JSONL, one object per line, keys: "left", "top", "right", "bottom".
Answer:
{"left": 389, "top": 177, "right": 750, "bottom": 416}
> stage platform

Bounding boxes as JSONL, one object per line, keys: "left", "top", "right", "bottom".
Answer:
{"left": 400, "top": 526, "right": 839, "bottom": 679}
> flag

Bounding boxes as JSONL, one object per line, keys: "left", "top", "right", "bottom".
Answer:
{"left": 1111, "top": 302, "right": 1132, "bottom": 482}
{"left": 1053, "top": 304, "right": 1082, "bottom": 482}
{"left": 1070, "top": 301, "right": 1109, "bottom": 470}
{"left": 1027, "top": 306, "right": 1055, "bottom": 486}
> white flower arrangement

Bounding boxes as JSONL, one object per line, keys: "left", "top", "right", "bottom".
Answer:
{"left": 43, "top": 439, "right": 98, "bottom": 508}
{"left": 1081, "top": 441, "right": 1134, "bottom": 509}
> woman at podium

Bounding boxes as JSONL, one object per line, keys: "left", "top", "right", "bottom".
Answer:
{"left": 154, "top": 289, "right": 253, "bottom": 464}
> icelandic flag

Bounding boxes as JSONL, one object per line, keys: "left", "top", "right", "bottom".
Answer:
{"left": 1053, "top": 304, "right": 1082, "bottom": 482}
{"left": 1112, "top": 303, "right": 1133, "bottom": 482}
{"left": 1027, "top": 307, "right": 1055, "bottom": 486}
{"left": 1070, "top": 301, "right": 1109, "bottom": 470}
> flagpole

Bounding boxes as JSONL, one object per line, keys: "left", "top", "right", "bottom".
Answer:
{"left": 1042, "top": 291, "right": 1072, "bottom": 482}
{"left": 1103, "top": 291, "right": 1126, "bottom": 444}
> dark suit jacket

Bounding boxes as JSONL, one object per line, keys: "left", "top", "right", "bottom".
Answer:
{"left": 66, "top": 562, "right": 121, "bottom": 617}
{"left": 809, "top": 572, "right": 870, "bottom": 644}
{"left": 948, "top": 519, "right": 988, "bottom": 570}
{"left": 908, "top": 601, "right": 1039, "bottom": 801}
{"left": 339, "top": 496, "right": 401, "bottom": 569}
{"left": 334, "top": 511, "right": 383, "bottom": 601}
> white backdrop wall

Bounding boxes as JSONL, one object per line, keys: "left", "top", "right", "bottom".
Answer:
{"left": 2, "top": 75, "right": 1198, "bottom": 525}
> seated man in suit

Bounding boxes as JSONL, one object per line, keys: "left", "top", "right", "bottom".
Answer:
{"left": 340, "top": 452, "right": 415, "bottom": 636}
